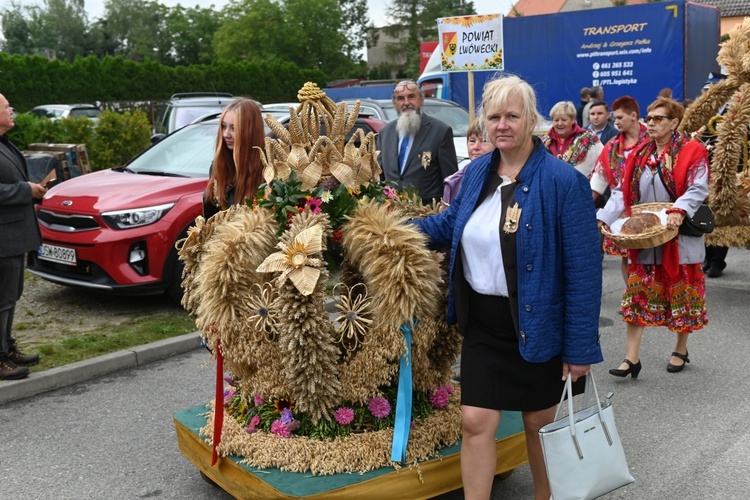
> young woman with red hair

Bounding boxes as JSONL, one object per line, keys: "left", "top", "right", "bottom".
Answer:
{"left": 203, "top": 98, "right": 265, "bottom": 218}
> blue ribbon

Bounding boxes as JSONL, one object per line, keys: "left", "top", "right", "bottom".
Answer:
{"left": 391, "top": 320, "right": 415, "bottom": 463}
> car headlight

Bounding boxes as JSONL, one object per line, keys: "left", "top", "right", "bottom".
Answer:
{"left": 101, "top": 203, "right": 175, "bottom": 229}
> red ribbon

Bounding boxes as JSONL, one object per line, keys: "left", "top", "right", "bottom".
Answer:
{"left": 211, "top": 339, "right": 224, "bottom": 466}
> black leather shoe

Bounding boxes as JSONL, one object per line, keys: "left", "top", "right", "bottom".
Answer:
{"left": 9, "top": 348, "right": 40, "bottom": 366}
{"left": 706, "top": 266, "right": 723, "bottom": 278}
{"left": 609, "top": 359, "right": 642, "bottom": 379}
{"left": 0, "top": 357, "right": 30, "bottom": 380}
{"left": 667, "top": 351, "right": 690, "bottom": 373}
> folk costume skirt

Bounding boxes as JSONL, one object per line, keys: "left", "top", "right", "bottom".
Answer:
{"left": 460, "top": 289, "right": 584, "bottom": 411}
{"left": 621, "top": 263, "right": 708, "bottom": 333}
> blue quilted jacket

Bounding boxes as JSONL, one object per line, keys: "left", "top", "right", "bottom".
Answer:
{"left": 415, "top": 141, "right": 603, "bottom": 364}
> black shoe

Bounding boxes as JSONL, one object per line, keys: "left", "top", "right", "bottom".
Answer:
{"left": 0, "top": 357, "right": 30, "bottom": 380}
{"left": 706, "top": 266, "right": 723, "bottom": 278}
{"left": 609, "top": 359, "right": 642, "bottom": 379}
{"left": 9, "top": 348, "right": 39, "bottom": 366}
{"left": 667, "top": 351, "right": 690, "bottom": 373}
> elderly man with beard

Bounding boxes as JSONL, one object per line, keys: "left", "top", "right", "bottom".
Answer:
{"left": 377, "top": 80, "right": 458, "bottom": 204}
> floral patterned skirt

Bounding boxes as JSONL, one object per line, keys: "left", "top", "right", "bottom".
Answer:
{"left": 621, "top": 263, "right": 707, "bottom": 333}
{"left": 603, "top": 235, "right": 628, "bottom": 257}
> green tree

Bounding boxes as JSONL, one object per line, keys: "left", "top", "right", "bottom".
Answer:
{"left": 166, "top": 5, "right": 224, "bottom": 65}
{"left": 0, "top": 2, "right": 33, "bottom": 55}
{"left": 214, "top": 0, "right": 361, "bottom": 79}
{"left": 340, "top": 0, "right": 370, "bottom": 65}
{"left": 213, "top": 0, "right": 284, "bottom": 62}
{"left": 99, "top": 0, "right": 173, "bottom": 63}
{"left": 383, "top": 0, "right": 476, "bottom": 78}
{"left": 0, "top": 0, "right": 89, "bottom": 61}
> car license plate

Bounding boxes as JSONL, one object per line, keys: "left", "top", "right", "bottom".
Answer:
{"left": 38, "top": 244, "right": 77, "bottom": 265}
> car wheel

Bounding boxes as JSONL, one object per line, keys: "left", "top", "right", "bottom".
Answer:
{"left": 166, "top": 255, "right": 185, "bottom": 306}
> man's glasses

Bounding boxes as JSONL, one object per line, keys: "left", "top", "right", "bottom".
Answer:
{"left": 394, "top": 82, "right": 419, "bottom": 93}
{"left": 644, "top": 115, "right": 671, "bottom": 124}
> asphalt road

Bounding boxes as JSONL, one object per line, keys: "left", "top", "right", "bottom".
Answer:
{"left": 2, "top": 249, "right": 750, "bottom": 499}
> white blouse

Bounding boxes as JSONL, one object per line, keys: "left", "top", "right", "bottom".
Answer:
{"left": 460, "top": 176, "right": 516, "bottom": 296}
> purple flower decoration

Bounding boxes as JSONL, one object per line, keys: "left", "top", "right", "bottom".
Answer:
{"left": 280, "top": 407, "right": 294, "bottom": 424}
{"left": 306, "top": 197, "right": 323, "bottom": 214}
{"left": 271, "top": 419, "right": 291, "bottom": 438}
{"left": 335, "top": 407, "right": 355, "bottom": 425}
{"left": 223, "top": 389, "right": 235, "bottom": 401}
{"left": 368, "top": 396, "right": 391, "bottom": 418}
{"left": 223, "top": 376, "right": 234, "bottom": 386}
{"left": 253, "top": 394, "right": 265, "bottom": 407}
{"left": 429, "top": 387, "right": 450, "bottom": 409}
{"left": 383, "top": 185, "right": 398, "bottom": 199}
{"left": 245, "top": 415, "right": 261, "bottom": 434}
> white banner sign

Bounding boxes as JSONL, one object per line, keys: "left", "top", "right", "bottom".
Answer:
{"left": 438, "top": 14, "right": 504, "bottom": 72}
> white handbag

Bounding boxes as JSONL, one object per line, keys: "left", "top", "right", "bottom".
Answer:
{"left": 539, "top": 372, "right": 634, "bottom": 500}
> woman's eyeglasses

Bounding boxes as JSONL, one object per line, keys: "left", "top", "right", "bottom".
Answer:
{"left": 644, "top": 115, "right": 671, "bottom": 124}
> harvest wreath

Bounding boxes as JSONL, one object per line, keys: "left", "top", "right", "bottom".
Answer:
{"left": 177, "top": 83, "right": 463, "bottom": 475}
{"left": 680, "top": 19, "right": 750, "bottom": 247}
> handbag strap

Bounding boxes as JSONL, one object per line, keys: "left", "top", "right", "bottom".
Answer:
{"left": 553, "top": 373, "right": 612, "bottom": 450}
{"left": 654, "top": 161, "right": 678, "bottom": 202}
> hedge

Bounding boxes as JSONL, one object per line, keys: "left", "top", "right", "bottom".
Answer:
{"left": 8, "top": 112, "right": 152, "bottom": 171}
{"left": 0, "top": 53, "right": 328, "bottom": 112}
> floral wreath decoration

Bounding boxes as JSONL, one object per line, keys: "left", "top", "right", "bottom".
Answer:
{"left": 177, "top": 83, "right": 463, "bottom": 476}
{"left": 679, "top": 19, "right": 750, "bottom": 247}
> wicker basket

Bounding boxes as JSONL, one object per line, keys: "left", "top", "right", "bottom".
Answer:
{"left": 601, "top": 202, "right": 678, "bottom": 249}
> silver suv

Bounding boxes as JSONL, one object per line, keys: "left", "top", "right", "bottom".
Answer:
{"left": 152, "top": 92, "right": 234, "bottom": 138}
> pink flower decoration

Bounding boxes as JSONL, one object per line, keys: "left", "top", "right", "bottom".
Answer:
{"left": 306, "top": 197, "right": 323, "bottom": 214}
{"left": 429, "top": 386, "right": 450, "bottom": 409}
{"left": 368, "top": 396, "right": 391, "bottom": 418}
{"left": 335, "top": 407, "right": 355, "bottom": 425}
{"left": 245, "top": 415, "right": 261, "bottom": 434}
{"left": 444, "top": 384, "right": 455, "bottom": 395}
{"left": 253, "top": 394, "right": 265, "bottom": 406}
{"left": 383, "top": 185, "right": 398, "bottom": 199}
{"left": 271, "top": 419, "right": 291, "bottom": 438}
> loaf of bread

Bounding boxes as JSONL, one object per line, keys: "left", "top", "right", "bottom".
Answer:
{"left": 620, "top": 212, "right": 662, "bottom": 235}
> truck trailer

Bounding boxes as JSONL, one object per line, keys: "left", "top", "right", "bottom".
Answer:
{"left": 418, "top": 0, "right": 721, "bottom": 116}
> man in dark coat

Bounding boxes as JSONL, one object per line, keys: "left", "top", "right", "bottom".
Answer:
{"left": 377, "top": 80, "right": 458, "bottom": 204}
{"left": 0, "top": 92, "right": 44, "bottom": 380}
{"left": 587, "top": 101, "right": 618, "bottom": 145}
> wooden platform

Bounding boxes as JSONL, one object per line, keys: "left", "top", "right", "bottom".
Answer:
{"left": 174, "top": 404, "right": 528, "bottom": 499}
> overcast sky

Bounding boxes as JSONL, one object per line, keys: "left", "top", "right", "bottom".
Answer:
{"left": 15, "top": 0, "right": 515, "bottom": 26}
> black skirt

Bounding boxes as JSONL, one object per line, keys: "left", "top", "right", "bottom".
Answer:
{"left": 460, "top": 290, "right": 585, "bottom": 411}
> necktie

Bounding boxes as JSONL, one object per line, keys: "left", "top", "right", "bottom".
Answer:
{"left": 398, "top": 137, "right": 409, "bottom": 174}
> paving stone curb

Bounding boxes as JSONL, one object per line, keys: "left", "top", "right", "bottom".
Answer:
{"left": 0, "top": 331, "right": 202, "bottom": 406}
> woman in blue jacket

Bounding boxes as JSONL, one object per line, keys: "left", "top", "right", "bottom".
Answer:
{"left": 414, "top": 76, "right": 603, "bottom": 500}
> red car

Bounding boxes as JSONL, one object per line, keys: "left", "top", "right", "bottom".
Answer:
{"left": 28, "top": 114, "right": 385, "bottom": 302}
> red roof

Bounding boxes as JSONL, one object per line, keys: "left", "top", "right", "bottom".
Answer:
{"left": 507, "top": 0, "right": 567, "bottom": 17}
{"left": 507, "top": 0, "right": 650, "bottom": 17}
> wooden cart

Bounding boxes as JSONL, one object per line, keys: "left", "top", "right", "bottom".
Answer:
{"left": 174, "top": 404, "right": 528, "bottom": 499}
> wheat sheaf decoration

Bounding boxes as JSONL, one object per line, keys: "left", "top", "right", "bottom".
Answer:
{"left": 177, "top": 83, "right": 462, "bottom": 475}
{"left": 679, "top": 19, "right": 750, "bottom": 247}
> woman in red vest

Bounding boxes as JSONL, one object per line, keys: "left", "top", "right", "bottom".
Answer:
{"left": 597, "top": 97, "right": 709, "bottom": 377}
